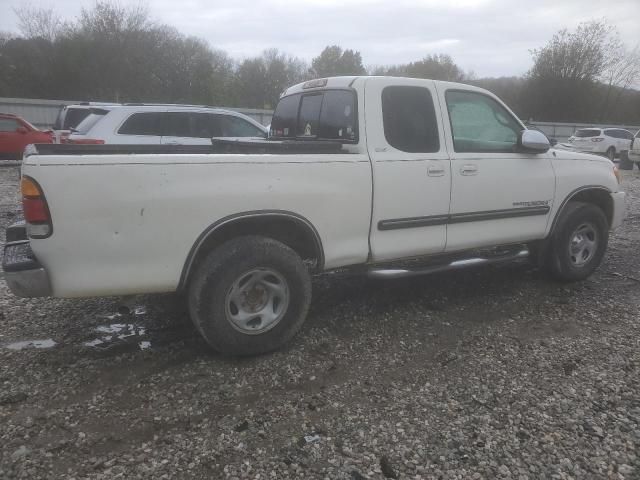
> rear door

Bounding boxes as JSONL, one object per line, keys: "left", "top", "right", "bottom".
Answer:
{"left": 366, "top": 78, "right": 451, "bottom": 261}
{"left": 437, "top": 87, "right": 555, "bottom": 252}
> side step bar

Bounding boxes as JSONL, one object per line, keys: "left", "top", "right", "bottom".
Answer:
{"left": 367, "top": 248, "right": 530, "bottom": 279}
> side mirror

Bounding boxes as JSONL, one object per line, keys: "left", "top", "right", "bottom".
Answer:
{"left": 518, "top": 129, "right": 550, "bottom": 153}
{"left": 17, "top": 126, "right": 28, "bottom": 134}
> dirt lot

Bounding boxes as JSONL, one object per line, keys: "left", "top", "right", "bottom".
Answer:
{"left": 1, "top": 165, "right": 639, "bottom": 479}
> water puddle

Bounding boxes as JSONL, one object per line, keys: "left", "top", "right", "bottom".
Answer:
{"left": 4, "top": 338, "right": 57, "bottom": 350}
{"left": 84, "top": 322, "right": 150, "bottom": 351}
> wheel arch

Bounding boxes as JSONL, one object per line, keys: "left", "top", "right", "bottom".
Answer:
{"left": 549, "top": 186, "right": 613, "bottom": 235}
{"left": 179, "top": 210, "right": 325, "bottom": 290}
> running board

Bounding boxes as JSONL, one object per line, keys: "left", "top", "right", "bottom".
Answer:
{"left": 367, "top": 248, "right": 530, "bottom": 279}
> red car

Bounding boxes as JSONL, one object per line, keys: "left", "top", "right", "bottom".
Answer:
{"left": 0, "top": 113, "right": 53, "bottom": 160}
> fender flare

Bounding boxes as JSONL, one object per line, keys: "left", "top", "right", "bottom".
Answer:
{"left": 548, "top": 185, "right": 612, "bottom": 236}
{"left": 178, "top": 210, "right": 325, "bottom": 290}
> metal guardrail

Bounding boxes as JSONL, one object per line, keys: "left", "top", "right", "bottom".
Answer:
{"left": 527, "top": 121, "right": 639, "bottom": 143}
{"left": 0, "top": 97, "right": 273, "bottom": 127}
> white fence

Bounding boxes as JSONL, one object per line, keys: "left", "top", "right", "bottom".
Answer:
{"left": 0, "top": 97, "right": 273, "bottom": 127}
{"left": 1, "top": 97, "right": 637, "bottom": 141}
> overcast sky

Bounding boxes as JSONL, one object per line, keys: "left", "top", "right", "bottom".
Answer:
{"left": 1, "top": 0, "right": 639, "bottom": 78}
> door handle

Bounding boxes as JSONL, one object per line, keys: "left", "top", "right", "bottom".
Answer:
{"left": 164, "top": 140, "right": 180, "bottom": 145}
{"left": 427, "top": 166, "right": 445, "bottom": 177}
{"left": 460, "top": 164, "right": 478, "bottom": 175}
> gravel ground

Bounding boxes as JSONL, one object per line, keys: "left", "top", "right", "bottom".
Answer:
{"left": 1, "top": 164, "right": 639, "bottom": 479}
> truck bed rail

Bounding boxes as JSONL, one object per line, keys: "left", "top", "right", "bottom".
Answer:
{"left": 27, "top": 139, "right": 347, "bottom": 156}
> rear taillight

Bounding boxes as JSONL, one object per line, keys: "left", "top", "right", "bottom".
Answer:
{"left": 21, "top": 176, "right": 52, "bottom": 238}
{"left": 64, "top": 138, "right": 105, "bottom": 145}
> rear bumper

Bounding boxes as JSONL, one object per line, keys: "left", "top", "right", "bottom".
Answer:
{"left": 611, "top": 191, "right": 626, "bottom": 230}
{"left": 629, "top": 150, "right": 640, "bottom": 162}
{"left": 2, "top": 222, "right": 52, "bottom": 298}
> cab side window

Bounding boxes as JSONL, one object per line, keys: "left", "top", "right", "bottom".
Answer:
{"left": 381, "top": 86, "right": 440, "bottom": 153}
{"left": 446, "top": 90, "right": 522, "bottom": 153}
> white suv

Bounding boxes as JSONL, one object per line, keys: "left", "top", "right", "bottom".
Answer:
{"left": 66, "top": 105, "right": 267, "bottom": 145}
{"left": 567, "top": 128, "right": 634, "bottom": 161}
{"left": 629, "top": 130, "right": 640, "bottom": 169}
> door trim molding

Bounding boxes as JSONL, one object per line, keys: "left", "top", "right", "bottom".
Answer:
{"left": 378, "top": 206, "right": 550, "bottom": 231}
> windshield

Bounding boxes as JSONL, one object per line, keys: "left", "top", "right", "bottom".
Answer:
{"left": 574, "top": 129, "right": 601, "bottom": 138}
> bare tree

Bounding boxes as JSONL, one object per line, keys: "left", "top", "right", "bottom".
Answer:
{"left": 14, "top": 4, "right": 68, "bottom": 41}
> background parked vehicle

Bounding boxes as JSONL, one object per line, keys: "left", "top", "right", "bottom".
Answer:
{"left": 567, "top": 128, "right": 634, "bottom": 161}
{"left": 66, "top": 105, "right": 268, "bottom": 145}
{"left": 0, "top": 113, "right": 53, "bottom": 160}
{"left": 628, "top": 130, "right": 640, "bottom": 169}
{"left": 53, "top": 102, "right": 117, "bottom": 143}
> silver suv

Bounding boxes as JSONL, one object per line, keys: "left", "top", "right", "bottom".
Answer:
{"left": 66, "top": 105, "right": 267, "bottom": 145}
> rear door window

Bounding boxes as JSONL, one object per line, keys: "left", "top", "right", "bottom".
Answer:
{"left": 575, "top": 129, "right": 601, "bottom": 138}
{"left": 118, "top": 112, "right": 165, "bottom": 136}
{"left": 163, "top": 112, "right": 192, "bottom": 137}
{"left": 382, "top": 86, "right": 440, "bottom": 153}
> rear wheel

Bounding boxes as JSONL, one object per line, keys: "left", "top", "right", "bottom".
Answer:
{"left": 188, "top": 236, "right": 312, "bottom": 356}
{"left": 546, "top": 202, "right": 608, "bottom": 281}
{"left": 606, "top": 147, "right": 616, "bottom": 161}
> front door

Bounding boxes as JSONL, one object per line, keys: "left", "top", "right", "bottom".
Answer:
{"left": 366, "top": 78, "right": 451, "bottom": 262}
{"left": 436, "top": 87, "right": 555, "bottom": 252}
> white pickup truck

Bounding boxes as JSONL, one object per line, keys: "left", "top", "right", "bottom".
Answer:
{"left": 3, "top": 76, "right": 625, "bottom": 355}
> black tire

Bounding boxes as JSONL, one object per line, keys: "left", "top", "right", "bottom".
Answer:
{"left": 618, "top": 150, "right": 633, "bottom": 170}
{"left": 547, "top": 202, "right": 608, "bottom": 282}
{"left": 606, "top": 147, "right": 616, "bottom": 161}
{"left": 636, "top": 161, "right": 640, "bottom": 171}
{"left": 188, "top": 236, "right": 312, "bottom": 356}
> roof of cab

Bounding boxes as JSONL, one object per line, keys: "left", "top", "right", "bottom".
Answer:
{"left": 283, "top": 76, "right": 362, "bottom": 96}
{"left": 282, "top": 75, "right": 491, "bottom": 97}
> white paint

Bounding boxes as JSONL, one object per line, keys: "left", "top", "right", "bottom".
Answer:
{"left": 21, "top": 76, "right": 625, "bottom": 299}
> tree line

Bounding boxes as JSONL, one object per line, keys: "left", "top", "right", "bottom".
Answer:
{"left": 0, "top": 2, "right": 639, "bottom": 124}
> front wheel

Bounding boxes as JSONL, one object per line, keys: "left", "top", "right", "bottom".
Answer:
{"left": 188, "top": 236, "right": 312, "bottom": 355}
{"left": 546, "top": 202, "right": 608, "bottom": 281}
{"left": 606, "top": 147, "right": 616, "bottom": 161}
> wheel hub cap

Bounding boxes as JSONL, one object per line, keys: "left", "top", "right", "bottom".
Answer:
{"left": 569, "top": 223, "right": 597, "bottom": 267}
{"left": 225, "top": 268, "right": 290, "bottom": 335}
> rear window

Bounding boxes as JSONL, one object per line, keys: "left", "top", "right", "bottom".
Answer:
{"left": 118, "top": 112, "right": 164, "bottom": 136}
{"left": 63, "top": 108, "right": 92, "bottom": 130}
{"left": 271, "top": 90, "right": 357, "bottom": 141}
{"left": 73, "top": 109, "right": 109, "bottom": 134}
{"left": 575, "top": 129, "right": 601, "bottom": 138}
